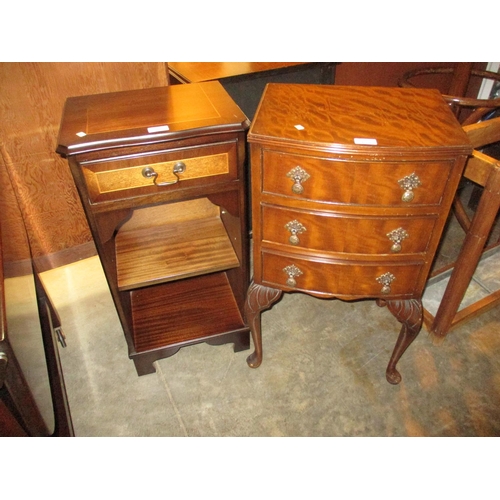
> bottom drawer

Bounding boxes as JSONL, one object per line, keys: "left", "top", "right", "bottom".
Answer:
{"left": 261, "top": 251, "right": 424, "bottom": 298}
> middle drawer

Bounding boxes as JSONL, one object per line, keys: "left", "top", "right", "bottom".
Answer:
{"left": 261, "top": 205, "right": 436, "bottom": 255}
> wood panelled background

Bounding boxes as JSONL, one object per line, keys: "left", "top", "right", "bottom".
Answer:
{"left": 0, "top": 62, "right": 169, "bottom": 269}
{"left": 0, "top": 62, "right": 485, "bottom": 271}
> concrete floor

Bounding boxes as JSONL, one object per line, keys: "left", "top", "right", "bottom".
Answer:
{"left": 37, "top": 211, "right": 500, "bottom": 437}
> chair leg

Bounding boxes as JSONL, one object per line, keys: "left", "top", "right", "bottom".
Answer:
{"left": 452, "top": 194, "right": 472, "bottom": 232}
{"left": 449, "top": 63, "right": 473, "bottom": 101}
{"left": 430, "top": 169, "right": 500, "bottom": 340}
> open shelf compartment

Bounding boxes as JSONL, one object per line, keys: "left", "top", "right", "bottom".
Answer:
{"left": 115, "top": 198, "right": 239, "bottom": 291}
{"left": 130, "top": 272, "right": 246, "bottom": 353}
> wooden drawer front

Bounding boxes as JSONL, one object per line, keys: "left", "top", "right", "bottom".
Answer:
{"left": 261, "top": 205, "right": 436, "bottom": 255}
{"left": 261, "top": 251, "right": 423, "bottom": 297}
{"left": 81, "top": 142, "right": 237, "bottom": 203}
{"left": 261, "top": 150, "right": 452, "bottom": 206}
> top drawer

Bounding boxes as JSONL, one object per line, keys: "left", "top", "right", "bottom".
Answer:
{"left": 79, "top": 141, "right": 238, "bottom": 203}
{"left": 261, "top": 150, "right": 453, "bottom": 207}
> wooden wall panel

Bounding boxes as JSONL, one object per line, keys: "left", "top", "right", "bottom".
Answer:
{"left": 0, "top": 62, "right": 169, "bottom": 266}
{"left": 0, "top": 156, "right": 30, "bottom": 265}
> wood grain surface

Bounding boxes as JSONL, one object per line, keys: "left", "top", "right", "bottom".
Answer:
{"left": 249, "top": 84, "right": 471, "bottom": 152}
{"left": 115, "top": 214, "right": 239, "bottom": 290}
{"left": 130, "top": 273, "right": 245, "bottom": 352}
{"left": 0, "top": 63, "right": 169, "bottom": 261}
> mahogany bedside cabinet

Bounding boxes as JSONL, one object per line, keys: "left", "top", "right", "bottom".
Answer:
{"left": 245, "top": 84, "right": 471, "bottom": 384}
{"left": 57, "top": 82, "right": 251, "bottom": 375}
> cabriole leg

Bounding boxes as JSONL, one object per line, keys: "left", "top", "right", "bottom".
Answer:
{"left": 383, "top": 298, "right": 423, "bottom": 385}
{"left": 244, "top": 281, "right": 282, "bottom": 368}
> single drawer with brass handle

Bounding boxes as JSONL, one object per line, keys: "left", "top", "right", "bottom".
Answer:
{"left": 80, "top": 141, "right": 238, "bottom": 203}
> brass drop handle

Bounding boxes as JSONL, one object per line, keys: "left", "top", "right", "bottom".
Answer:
{"left": 376, "top": 272, "right": 396, "bottom": 294}
{"left": 142, "top": 161, "right": 186, "bottom": 186}
{"left": 286, "top": 166, "right": 310, "bottom": 194}
{"left": 398, "top": 172, "right": 421, "bottom": 202}
{"left": 283, "top": 264, "right": 303, "bottom": 287}
{"left": 285, "top": 220, "right": 307, "bottom": 245}
{"left": 387, "top": 227, "right": 409, "bottom": 253}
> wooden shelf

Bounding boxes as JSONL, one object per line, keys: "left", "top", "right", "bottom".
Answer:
{"left": 130, "top": 272, "right": 246, "bottom": 353}
{"left": 116, "top": 211, "right": 239, "bottom": 291}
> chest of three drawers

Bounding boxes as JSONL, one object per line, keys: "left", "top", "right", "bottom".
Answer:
{"left": 246, "top": 84, "right": 471, "bottom": 384}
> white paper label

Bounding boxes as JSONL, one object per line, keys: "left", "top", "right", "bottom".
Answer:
{"left": 354, "top": 138, "right": 378, "bottom": 145}
{"left": 148, "top": 125, "right": 170, "bottom": 133}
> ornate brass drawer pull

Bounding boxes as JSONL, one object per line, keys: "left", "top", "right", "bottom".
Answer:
{"left": 283, "top": 264, "right": 303, "bottom": 287}
{"left": 142, "top": 161, "right": 186, "bottom": 186}
{"left": 286, "top": 166, "right": 310, "bottom": 194}
{"left": 387, "top": 227, "right": 409, "bottom": 253}
{"left": 376, "top": 272, "right": 396, "bottom": 294}
{"left": 285, "top": 220, "right": 307, "bottom": 245}
{"left": 398, "top": 172, "right": 421, "bottom": 202}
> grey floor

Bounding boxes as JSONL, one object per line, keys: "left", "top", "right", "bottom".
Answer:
{"left": 36, "top": 197, "right": 500, "bottom": 437}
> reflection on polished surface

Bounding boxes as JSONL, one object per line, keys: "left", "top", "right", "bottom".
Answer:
{"left": 4, "top": 274, "right": 54, "bottom": 432}
{"left": 1, "top": 174, "right": 73, "bottom": 436}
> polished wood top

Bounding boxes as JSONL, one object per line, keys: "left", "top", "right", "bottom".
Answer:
{"left": 57, "top": 81, "right": 249, "bottom": 156}
{"left": 168, "top": 62, "right": 312, "bottom": 83}
{"left": 248, "top": 84, "right": 471, "bottom": 154}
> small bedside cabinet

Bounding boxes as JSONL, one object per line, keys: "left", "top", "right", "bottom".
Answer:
{"left": 57, "top": 82, "right": 251, "bottom": 376}
{"left": 246, "top": 84, "right": 471, "bottom": 384}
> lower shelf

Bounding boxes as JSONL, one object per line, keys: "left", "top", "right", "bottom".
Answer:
{"left": 130, "top": 271, "right": 247, "bottom": 353}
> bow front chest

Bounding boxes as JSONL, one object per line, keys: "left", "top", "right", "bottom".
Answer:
{"left": 246, "top": 84, "right": 471, "bottom": 384}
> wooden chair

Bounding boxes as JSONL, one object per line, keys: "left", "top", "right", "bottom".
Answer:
{"left": 399, "top": 63, "right": 500, "bottom": 125}
{"left": 400, "top": 64, "right": 500, "bottom": 229}
{"left": 425, "top": 116, "right": 500, "bottom": 340}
